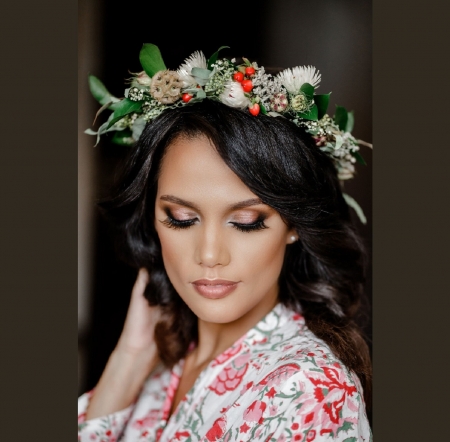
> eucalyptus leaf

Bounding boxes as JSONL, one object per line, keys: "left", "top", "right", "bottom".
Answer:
{"left": 346, "top": 110, "right": 354, "bottom": 133}
{"left": 334, "top": 105, "right": 348, "bottom": 131}
{"left": 107, "top": 99, "right": 142, "bottom": 129}
{"left": 300, "top": 83, "right": 314, "bottom": 99}
{"left": 351, "top": 150, "right": 367, "bottom": 165}
{"left": 112, "top": 129, "right": 135, "bottom": 146}
{"left": 343, "top": 193, "right": 367, "bottom": 225}
{"left": 89, "top": 75, "right": 120, "bottom": 106}
{"left": 298, "top": 104, "right": 318, "bottom": 121}
{"left": 84, "top": 129, "right": 97, "bottom": 135}
{"left": 207, "top": 45, "right": 230, "bottom": 69}
{"left": 139, "top": 43, "right": 167, "bottom": 77}
{"left": 131, "top": 117, "right": 146, "bottom": 141}
{"left": 191, "top": 67, "right": 212, "bottom": 80}
{"left": 196, "top": 89, "right": 206, "bottom": 99}
{"left": 334, "top": 135, "right": 344, "bottom": 150}
{"left": 314, "top": 93, "right": 331, "bottom": 120}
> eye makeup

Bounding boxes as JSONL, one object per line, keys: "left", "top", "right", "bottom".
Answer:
{"left": 159, "top": 208, "right": 269, "bottom": 233}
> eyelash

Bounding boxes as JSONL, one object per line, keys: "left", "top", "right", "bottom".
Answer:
{"left": 161, "top": 214, "right": 268, "bottom": 233}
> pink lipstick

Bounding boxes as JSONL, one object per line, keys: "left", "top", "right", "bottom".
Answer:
{"left": 191, "top": 279, "right": 239, "bottom": 299}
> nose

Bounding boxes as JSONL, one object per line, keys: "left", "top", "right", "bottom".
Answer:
{"left": 195, "top": 222, "right": 231, "bottom": 268}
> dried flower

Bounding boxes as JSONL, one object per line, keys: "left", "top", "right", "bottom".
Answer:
{"left": 219, "top": 79, "right": 251, "bottom": 109}
{"left": 177, "top": 51, "right": 207, "bottom": 88}
{"left": 150, "top": 70, "right": 183, "bottom": 104}
{"left": 290, "top": 93, "right": 312, "bottom": 112}
{"left": 135, "top": 71, "right": 152, "bottom": 86}
{"left": 269, "top": 93, "right": 289, "bottom": 112}
{"left": 277, "top": 66, "right": 321, "bottom": 94}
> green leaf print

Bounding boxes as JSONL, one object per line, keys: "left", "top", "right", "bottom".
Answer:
{"left": 337, "top": 420, "right": 354, "bottom": 435}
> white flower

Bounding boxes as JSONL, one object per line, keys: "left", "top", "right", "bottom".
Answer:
{"left": 219, "top": 80, "right": 251, "bottom": 109}
{"left": 277, "top": 66, "right": 321, "bottom": 94}
{"left": 177, "top": 51, "right": 207, "bottom": 88}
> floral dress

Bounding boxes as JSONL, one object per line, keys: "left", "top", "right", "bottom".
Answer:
{"left": 78, "top": 303, "right": 372, "bottom": 441}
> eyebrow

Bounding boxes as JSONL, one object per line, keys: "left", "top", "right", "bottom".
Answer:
{"left": 159, "top": 195, "right": 264, "bottom": 211}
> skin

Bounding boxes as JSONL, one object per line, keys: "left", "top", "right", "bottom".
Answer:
{"left": 85, "top": 134, "right": 298, "bottom": 420}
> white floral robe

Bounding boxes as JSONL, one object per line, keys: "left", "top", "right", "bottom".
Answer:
{"left": 78, "top": 303, "right": 372, "bottom": 441}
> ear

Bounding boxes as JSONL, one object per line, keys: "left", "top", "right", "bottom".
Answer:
{"left": 285, "top": 227, "right": 299, "bottom": 244}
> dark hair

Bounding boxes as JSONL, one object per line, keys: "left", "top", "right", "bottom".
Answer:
{"left": 99, "top": 99, "right": 372, "bottom": 406}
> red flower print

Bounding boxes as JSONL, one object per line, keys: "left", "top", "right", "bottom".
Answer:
{"left": 308, "top": 366, "right": 357, "bottom": 424}
{"left": 209, "top": 355, "right": 250, "bottom": 395}
{"left": 293, "top": 313, "right": 302, "bottom": 320}
{"left": 78, "top": 412, "right": 86, "bottom": 424}
{"left": 265, "top": 387, "right": 277, "bottom": 398}
{"left": 291, "top": 423, "right": 299, "bottom": 430}
{"left": 244, "top": 400, "right": 267, "bottom": 422}
{"left": 212, "top": 340, "right": 244, "bottom": 366}
{"left": 254, "top": 363, "right": 300, "bottom": 390}
{"left": 320, "top": 429, "right": 332, "bottom": 436}
{"left": 306, "top": 429, "right": 316, "bottom": 441}
{"left": 174, "top": 430, "right": 191, "bottom": 440}
{"left": 239, "top": 422, "right": 251, "bottom": 434}
{"left": 105, "top": 430, "right": 112, "bottom": 436}
{"left": 240, "top": 381, "right": 254, "bottom": 395}
{"left": 293, "top": 434, "right": 302, "bottom": 441}
{"left": 132, "top": 409, "right": 161, "bottom": 429}
{"left": 205, "top": 416, "right": 227, "bottom": 441}
{"left": 304, "top": 412, "right": 314, "bottom": 424}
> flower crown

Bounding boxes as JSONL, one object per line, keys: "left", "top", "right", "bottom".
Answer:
{"left": 86, "top": 44, "right": 371, "bottom": 224}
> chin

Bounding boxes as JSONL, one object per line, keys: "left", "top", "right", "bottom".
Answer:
{"left": 184, "top": 296, "right": 248, "bottom": 324}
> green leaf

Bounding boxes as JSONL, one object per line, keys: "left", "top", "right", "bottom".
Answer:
{"left": 314, "top": 93, "right": 331, "bottom": 119}
{"left": 343, "top": 193, "right": 367, "bottom": 225}
{"left": 107, "top": 99, "right": 142, "bottom": 129}
{"left": 300, "top": 82, "right": 314, "bottom": 99}
{"left": 342, "top": 438, "right": 357, "bottom": 442}
{"left": 346, "top": 110, "right": 354, "bottom": 133}
{"left": 111, "top": 129, "right": 134, "bottom": 146}
{"left": 139, "top": 43, "right": 166, "bottom": 78}
{"left": 260, "top": 102, "right": 268, "bottom": 115}
{"left": 88, "top": 75, "right": 120, "bottom": 106}
{"left": 351, "top": 150, "right": 366, "bottom": 165}
{"left": 337, "top": 420, "right": 354, "bottom": 436}
{"left": 334, "top": 105, "right": 348, "bottom": 131}
{"left": 207, "top": 45, "right": 230, "bottom": 69}
{"left": 298, "top": 104, "right": 318, "bottom": 121}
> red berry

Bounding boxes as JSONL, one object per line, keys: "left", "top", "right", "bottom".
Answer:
{"left": 233, "top": 72, "right": 244, "bottom": 82}
{"left": 248, "top": 103, "right": 260, "bottom": 116}
{"left": 182, "top": 93, "right": 193, "bottom": 103}
{"left": 241, "top": 79, "right": 253, "bottom": 93}
{"left": 245, "top": 66, "right": 255, "bottom": 76}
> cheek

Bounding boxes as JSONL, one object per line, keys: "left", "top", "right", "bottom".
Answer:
{"left": 156, "top": 228, "right": 190, "bottom": 283}
{"left": 233, "top": 230, "right": 287, "bottom": 283}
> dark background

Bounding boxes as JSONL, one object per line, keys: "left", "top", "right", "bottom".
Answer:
{"left": 78, "top": 0, "right": 373, "bottom": 406}
{"left": 2, "top": 0, "right": 450, "bottom": 440}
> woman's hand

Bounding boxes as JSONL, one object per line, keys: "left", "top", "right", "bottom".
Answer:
{"left": 85, "top": 268, "right": 161, "bottom": 420}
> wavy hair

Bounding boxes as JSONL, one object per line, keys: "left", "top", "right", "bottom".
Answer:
{"left": 98, "top": 99, "right": 372, "bottom": 406}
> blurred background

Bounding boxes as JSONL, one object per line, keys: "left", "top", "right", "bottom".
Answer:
{"left": 78, "top": 0, "right": 372, "bottom": 411}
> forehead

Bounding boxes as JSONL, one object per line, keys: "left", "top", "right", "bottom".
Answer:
{"left": 156, "top": 135, "right": 257, "bottom": 202}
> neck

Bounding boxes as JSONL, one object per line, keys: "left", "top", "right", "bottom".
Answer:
{"left": 189, "top": 290, "right": 279, "bottom": 369}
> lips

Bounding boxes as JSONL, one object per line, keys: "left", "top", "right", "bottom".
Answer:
{"left": 191, "top": 279, "right": 239, "bottom": 299}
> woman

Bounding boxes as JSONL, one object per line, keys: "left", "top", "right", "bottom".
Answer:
{"left": 79, "top": 45, "right": 372, "bottom": 441}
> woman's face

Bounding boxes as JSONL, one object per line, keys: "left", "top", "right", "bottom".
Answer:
{"left": 154, "top": 135, "right": 297, "bottom": 324}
